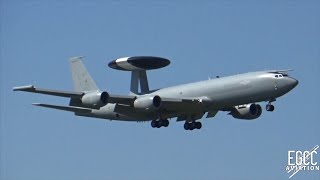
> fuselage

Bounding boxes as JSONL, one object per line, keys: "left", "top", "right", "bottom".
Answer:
{"left": 85, "top": 70, "right": 298, "bottom": 121}
{"left": 152, "top": 70, "right": 298, "bottom": 108}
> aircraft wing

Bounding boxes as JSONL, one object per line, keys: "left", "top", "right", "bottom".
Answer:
{"left": 107, "top": 96, "right": 210, "bottom": 107}
{"left": 107, "top": 95, "right": 211, "bottom": 116}
{"left": 162, "top": 97, "right": 211, "bottom": 108}
{"left": 13, "top": 85, "right": 212, "bottom": 115}
{"left": 13, "top": 85, "right": 84, "bottom": 98}
{"left": 32, "top": 103, "right": 93, "bottom": 113}
{"left": 108, "top": 95, "right": 136, "bottom": 105}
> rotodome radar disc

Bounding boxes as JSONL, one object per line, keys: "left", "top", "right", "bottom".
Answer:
{"left": 108, "top": 56, "right": 170, "bottom": 71}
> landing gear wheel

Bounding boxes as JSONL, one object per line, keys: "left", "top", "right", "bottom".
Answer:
{"left": 266, "top": 104, "right": 275, "bottom": 112}
{"left": 151, "top": 120, "right": 157, "bottom": 128}
{"left": 184, "top": 123, "right": 190, "bottom": 130}
{"left": 156, "top": 121, "right": 162, "bottom": 128}
{"left": 196, "top": 122, "right": 202, "bottom": 129}
{"left": 163, "top": 119, "right": 169, "bottom": 127}
{"left": 189, "top": 122, "right": 196, "bottom": 131}
{"left": 184, "top": 122, "right": 202, "bottom": 131}
{"left": 151, "top": 119, "right": 169, "bottom": 129}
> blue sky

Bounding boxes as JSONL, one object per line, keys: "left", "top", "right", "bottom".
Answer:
{"left": 1, "top": 1, "right": 319, "bottom": 179}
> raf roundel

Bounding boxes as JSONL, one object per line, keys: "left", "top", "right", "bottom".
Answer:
{"left": 108, "top": 56, "right": 170, "bottom": 71}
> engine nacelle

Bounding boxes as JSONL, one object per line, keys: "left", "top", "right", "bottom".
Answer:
{"left": 81, "top": 91, "right": 109, "bottom": 108}
{"left": 134, "top": 95, "right": 162, "bottom": 111}
{"left": 230, "top": 103, "right": 262, "bottom": 120}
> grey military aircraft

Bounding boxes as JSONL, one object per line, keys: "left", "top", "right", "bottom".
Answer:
{"left": 13, "top": 56, "right": 298, "bottom": 130}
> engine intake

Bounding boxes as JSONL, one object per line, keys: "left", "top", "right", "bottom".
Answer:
{"left": 81, "top": 91, "right": 109, "bottom": 108}
{"left": 230, "top": 103, "right": 262, "bottom": 120}
{"left": 134, "top": 95, "right": 162, "bottom": 111}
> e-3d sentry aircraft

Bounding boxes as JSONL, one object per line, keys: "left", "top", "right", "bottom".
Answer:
{"left": 13, "top": 56, "right": 298, "bottom": 131}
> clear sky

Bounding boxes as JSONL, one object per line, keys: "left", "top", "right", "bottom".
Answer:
{"left": 1, "top": 1, "right": 319, "bottom": 180}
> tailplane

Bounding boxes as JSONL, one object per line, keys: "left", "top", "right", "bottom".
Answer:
{"left": 70, "top": 57, "right": 99, "bottom": 92}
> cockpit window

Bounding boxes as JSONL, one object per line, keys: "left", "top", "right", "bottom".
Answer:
{"left": 271, "top": 72, "right": 289, "bottom": 78}
{"left": 274, "top": 74, "right": 284, "bottom": 78}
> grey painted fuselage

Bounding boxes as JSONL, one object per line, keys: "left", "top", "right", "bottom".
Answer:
{"left": 84, "top": 70, "right": 298, "bottom": 121}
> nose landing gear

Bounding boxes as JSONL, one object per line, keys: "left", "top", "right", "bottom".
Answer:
{"left": 266, "top": 102, "right": 275, "bottom": 112}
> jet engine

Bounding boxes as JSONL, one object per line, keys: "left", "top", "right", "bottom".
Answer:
{"left": 81, "top": 91, "right": 109, "bottom": 108}
{"left": 134, "top": 95, "right": 162, "bottom": 111}
{"left": 230, "top": 103, "right": 262, "bottom": 120}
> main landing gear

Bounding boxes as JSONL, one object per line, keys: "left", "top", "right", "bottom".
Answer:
{"left": 184, "top": 121, "right": 202, "bottom": 131}
{"left": 151, "top": 119, "right": 169, "bottom": 128}
{"left": 266, "top": 102, "right": 275, "bottom": 112}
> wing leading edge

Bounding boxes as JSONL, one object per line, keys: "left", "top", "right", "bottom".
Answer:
{"left": 13, "top": 85, "right": 84, "bottom": 98}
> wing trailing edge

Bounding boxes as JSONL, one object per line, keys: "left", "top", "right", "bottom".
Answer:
{"left": 32, "top": 103, "right": 92, "bottom": 113}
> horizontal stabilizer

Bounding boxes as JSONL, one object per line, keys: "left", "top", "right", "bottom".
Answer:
{"left": 13, "top": 85, "right": 84, "bottom": 98}
{"left": 32, "top": 103, "right": 92, "bottom": 113}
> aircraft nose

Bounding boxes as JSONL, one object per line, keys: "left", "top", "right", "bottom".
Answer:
{"left": 277, "top": 77, "right": 298, "bottom": 93}
{"left": 289, "top": 77, "right": 299, "bottom": 88}
{"left": 285, "top": 77, "right": 298, "bottom": 90}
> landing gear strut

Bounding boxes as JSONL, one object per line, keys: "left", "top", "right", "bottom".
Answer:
{"left": 184, "top": 121, "right": 202, "bottom": 131}
{"left": 266, "top": 102, "right": 275, "bottom": 112}
{"left": 151, "top": 119, "right": 169, "bottom": 128}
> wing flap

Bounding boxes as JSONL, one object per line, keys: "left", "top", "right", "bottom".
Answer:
{"left": 108, "top": 95, "right": 136, "bottom": 105}
{"left": 160, "top": 97, "right": 212, "bottom": 113}
{"left": 32, "top": 103, "right": 92, "bottom": 113}
{"left": 206, "top": 110, "right": 218, "bottom": 118}
{"left": 176, "top": 115, "right": 187, "bottom": 122}
{"left": 176, "top": 112, "right": 205, "bottom": 122}
{"left": 13, "top": 85, "right": 84, "bottom": 98}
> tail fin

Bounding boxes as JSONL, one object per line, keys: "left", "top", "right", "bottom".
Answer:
{"left": 70, "top": 56, "right": 99, "bottom": 92}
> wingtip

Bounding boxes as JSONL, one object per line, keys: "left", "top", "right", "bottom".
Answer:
{"left": 32, "top": 103, "right": 41, "bottom": 106}
{"left": 13, "top": 85, "right": 34, "bottom": 91}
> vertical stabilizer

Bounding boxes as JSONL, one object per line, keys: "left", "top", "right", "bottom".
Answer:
{"left": 70, "top": 57, "right": 99, "bottom": 92}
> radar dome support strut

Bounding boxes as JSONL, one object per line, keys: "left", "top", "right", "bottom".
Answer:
{"left": 130, "top": 70, "right": 149, "bottom": 94}
{"left": 108, "top": 56, "right": 171, "bottom": 94}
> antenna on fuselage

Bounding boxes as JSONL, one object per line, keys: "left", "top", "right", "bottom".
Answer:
{"left": 108, "top": 56, "right": 170, "bottom": 95}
